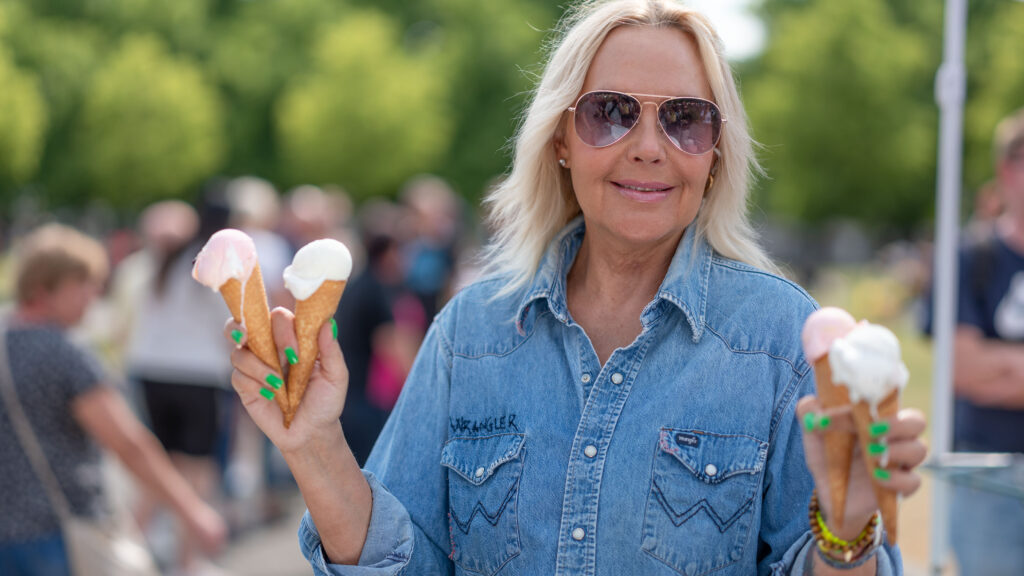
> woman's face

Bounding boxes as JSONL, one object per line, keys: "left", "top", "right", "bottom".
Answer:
{"left": 557, "top": 25, "right": 716, "bottom": 251}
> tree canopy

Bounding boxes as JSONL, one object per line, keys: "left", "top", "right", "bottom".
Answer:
{"left": 1, "top": 0, "right": 1022, "bottom": 233}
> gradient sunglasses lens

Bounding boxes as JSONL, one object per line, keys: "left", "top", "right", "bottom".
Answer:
{"left": 573, "top": 91, "right": 642, "bottom": 148}
{"left": 572, "top": 91, "right": 723, "bottom": 155}
{"left": 658, "top": 98, "right": 722, "bottom": 155}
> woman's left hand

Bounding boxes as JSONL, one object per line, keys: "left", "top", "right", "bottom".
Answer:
{"left": 796, "top": 395, "right": 928, "bottom": 539}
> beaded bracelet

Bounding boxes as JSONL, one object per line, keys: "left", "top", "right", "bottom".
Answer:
{"left": 808, "top": 491, "right": 882, "bottom": 568}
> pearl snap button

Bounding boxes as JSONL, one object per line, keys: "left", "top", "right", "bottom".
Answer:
{"left": 611, "top": 372, "right": 624, "bottom": 384}
{"left": 581, "top": 373, "right": 591, "bottom": 383}
{"left": 584, "top": 445, "right": 597, "bottom": 458}
{"left": 572, "top": 528, "right": 585, "bottom": 541}
{"left": 475, "top": 467, "right": 485, "bottom": 478}
{"left": 705, "top": 464, "right": 718, "bottom": 477}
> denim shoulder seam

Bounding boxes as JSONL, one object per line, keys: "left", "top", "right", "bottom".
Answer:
{"left": 703, "top": 324, "right": 804, "bottom": 375}
{"left": 452, "top": 317, "right": 538, "bottom": 359}
{"left": 710, "top": 256, "right": 818, "bottom": 308}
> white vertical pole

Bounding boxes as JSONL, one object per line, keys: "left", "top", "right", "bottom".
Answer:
{"left": 930, "top": 0, "right": 968, "bottom": 573}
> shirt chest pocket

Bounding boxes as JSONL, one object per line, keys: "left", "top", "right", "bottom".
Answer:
{"left": 642, "top": 428, "right": 768, "bottom": 576}
{"left": 440, "top": 433, "right": 525, "bottom": 576}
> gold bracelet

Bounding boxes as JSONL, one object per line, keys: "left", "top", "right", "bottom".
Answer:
{"left": 808, "top": 491, "right": 881, "bottom": 563}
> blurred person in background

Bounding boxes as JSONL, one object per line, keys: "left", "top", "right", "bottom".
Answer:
{"left": 333, "top": 200, "right": 425, "bottom": 466}
{"left": 925, "top": 107, "right": 1024, "bottom": 574}
{"left": 226, "top": 176, "right": 294, "bottom": 309}
{"left": 123, "top": 194, "right": 234, "bottom": 575}
{"left": 225, "top": 1, "right": 927, "bottom": 573}
{"left": 280, "top": 185, "right": 360, "bottom": 256}
{"left": 0, "top": 223, "right": 225, "bottom": 576}
{"left": 400, "top": 175, "right": 462, "bottom": 319}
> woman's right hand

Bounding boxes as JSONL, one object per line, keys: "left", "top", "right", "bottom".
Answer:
{"left": 224, "top": 307, "right": 349, "bottom": 455}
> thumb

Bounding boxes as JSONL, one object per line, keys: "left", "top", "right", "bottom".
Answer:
{"left": 317, "top": 317, "right": 349, "bottom": 385}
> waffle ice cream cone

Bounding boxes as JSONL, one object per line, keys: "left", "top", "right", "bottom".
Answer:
{"left": 812, "top": 357, "right": 856, "bottom": 527}
{"left": 285, "top": 279, "right": 346, "bottom": 426}
{"left": 802, "top": 308, "right": 859, "bottom": 526}
{"left": 851, "top": 390, "right": 900, "bottom": 545}
{"left": 282, "top": 239, "right": 352, "bottom": 427}
{"left": 193, "top": 230, "right": 289, "bottom": 419}
{"left": 828, "top": 321, "right": 908, "bottom": 546}
{"left": 219, "top": 265, "right": 288, "bottom": 415}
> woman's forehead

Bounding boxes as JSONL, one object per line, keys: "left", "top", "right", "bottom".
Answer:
{"left": 583, "top": 26, "right": 712, "bottom": 100}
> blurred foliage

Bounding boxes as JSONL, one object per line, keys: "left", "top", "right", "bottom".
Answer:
{"left": 2, "top": 0, "right": 1022, "bottom": 230}
{"left": 0, "top": 0, "right": 558, "bottom": 219}
{"left": 0, "top": 45, "right": 47, "bottom": 190}
{"left": 747, "top": 0, "right": 1024, "bottom": 235}
{"left": 73, "top": 35, "right": 224, "bottom": 211}
{"left": 275, "top": 11, "right": 452, "bottom": 200}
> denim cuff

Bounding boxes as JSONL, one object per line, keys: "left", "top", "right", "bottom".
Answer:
{"left": 769, "top": 530, "right": 901, "bottom": 575}
{"left": 298, "top": 471, "right": 414, "bottom": 576}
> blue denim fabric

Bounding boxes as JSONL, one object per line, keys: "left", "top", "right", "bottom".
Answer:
{"left": 299, "top": 218, "right": 902, "bottom": 575}
{"left": 0, "top": 532, "right": 71, "bottom": 576}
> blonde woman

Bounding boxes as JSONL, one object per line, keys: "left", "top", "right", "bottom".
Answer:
{"left": 226, "top": 1, "right": 926, "bottom": 574}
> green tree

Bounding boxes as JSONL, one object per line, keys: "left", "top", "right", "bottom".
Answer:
{"left": 962, "top": 3, "right": 1024, "bottom": 191}
{"left": 207, "top": 0, "right": 344, "bottom": 180}
{"left": 745, "top": 0, "right": 938, "bottom": 233}
{"left": 275, "top": 10, "right": 452, "bottom": 200}
{"left": 72, "top": 35, "right": 224, "bottom": 211}
{"left": 0, "top": 45, "right": 48, "bottom": 191}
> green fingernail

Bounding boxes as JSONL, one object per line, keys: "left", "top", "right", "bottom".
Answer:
{"left": 285, "top": 347, "right": 298, "bottom": 365}
{"left": 817, "top": 415, "right": 831, "bottom": 429}
{"left": 804, "top": 413, "right": 816, "bottom": 432}
{"left": 265, "top": 373, "right": 283, "bottom": 390}
{"left": 873, "top": 467, "right": 891, "bottom": 481}
{"left": 869, "top": 421, "right": 891, "bottom": 438}
{"left": 868, "top": 443, "right": 887, "bottom": 456}
{"left": 331, "top": 318, "right": 338, "bottom": 340}
{"left": 259, "top": 388, "right": 274, "bottom": 400}
{"left": 231, "top": 329, "right": 243, "bottom": 344}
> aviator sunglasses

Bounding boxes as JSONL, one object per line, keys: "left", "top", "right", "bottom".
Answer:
{"left": 568, "top": 90, "right": 725, "bottom": 156}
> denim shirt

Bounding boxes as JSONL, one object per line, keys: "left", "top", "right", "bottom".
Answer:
{"left": 298, "top": 218, "right": 902, "bottom": 576}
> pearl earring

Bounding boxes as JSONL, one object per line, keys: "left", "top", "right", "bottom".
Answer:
{"left": 558, "top": 158, "right": 567, "bottom": 168}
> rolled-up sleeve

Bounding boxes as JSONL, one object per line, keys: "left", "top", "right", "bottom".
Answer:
{"left": 299, "top": 318, "right": 456, "bottom": 576}
{"left": 771, "top": 531, "right": 902, "bottom": 575}
{"left": 298, "top": 471, "right": 416, "bottom": 575}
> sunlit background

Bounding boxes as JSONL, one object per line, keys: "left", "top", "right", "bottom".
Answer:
{"left": 2, "top": 0, "right": 1023, "bottom": 574}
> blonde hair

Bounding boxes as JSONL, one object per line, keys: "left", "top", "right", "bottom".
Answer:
{"left": 482, "top": 0, "right": 777, "bottom": 294}
{"left": 994, "top": 107, "right": 1024, "bottom": 166}
{"left": 15, "top": 223, "right": 109, "bottom": 304}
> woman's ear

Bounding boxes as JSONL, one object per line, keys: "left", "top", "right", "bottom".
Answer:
{"left": 553, "top": 113, "right": 570, "bottom": 167}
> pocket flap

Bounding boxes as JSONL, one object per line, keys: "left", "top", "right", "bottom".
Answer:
{"left": 657, "top": 428, "right": 767, "bottom": 483}
{"left": 441, "top": 433, "right": 526, "bottom": 485}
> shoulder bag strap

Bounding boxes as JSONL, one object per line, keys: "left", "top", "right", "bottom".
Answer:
{"left": 0, "top": 318, "right": 75, "bottom": 521}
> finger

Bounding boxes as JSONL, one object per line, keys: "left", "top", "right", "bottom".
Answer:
{"left": 223, "top": 318, "right": 247, "bottom": 348}
{"left": 796, "top": 395, "right": 855, "bottom": 433}
{"left": 230, "top": 345, "right": 285, "bottom": 397}
{"left": 882, "top": 440, "right": 928, "bottom": 470}
{"left": 317, "top": 317, "right": 348, "bottom": 384}
{"left": 271, "top": 307, "right": 299, "bottom": 370}
{"left": 230, "top": 366, "right": 281, "bottom": 411}
{"left": 872, "top": 467, "right": 922, "bottom": 497}
{"left": 883, "top": 408, "right": 927, "bottom": 442}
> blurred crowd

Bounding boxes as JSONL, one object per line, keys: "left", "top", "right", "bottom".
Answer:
{"left": 1, "top": 174, "right": 479, "bottom": 575}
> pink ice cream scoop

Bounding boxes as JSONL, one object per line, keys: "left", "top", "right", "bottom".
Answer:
{"left": 801, "top": 307, "right": 857, "bottom": 363}
{"left": 191, "top": 229, "right": 259, "bottom": 290}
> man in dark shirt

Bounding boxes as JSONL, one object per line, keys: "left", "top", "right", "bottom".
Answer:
{"left": 930, "top": 109, "right": 1024, "bottom": 574}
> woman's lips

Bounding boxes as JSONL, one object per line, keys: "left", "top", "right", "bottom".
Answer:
{"left": 612, "top": 180, "right": 673, "bottom": 202}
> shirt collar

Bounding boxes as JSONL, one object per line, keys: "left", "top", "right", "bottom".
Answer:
{"left": 514, "top": 217, "right": 712, "bottom": 341}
